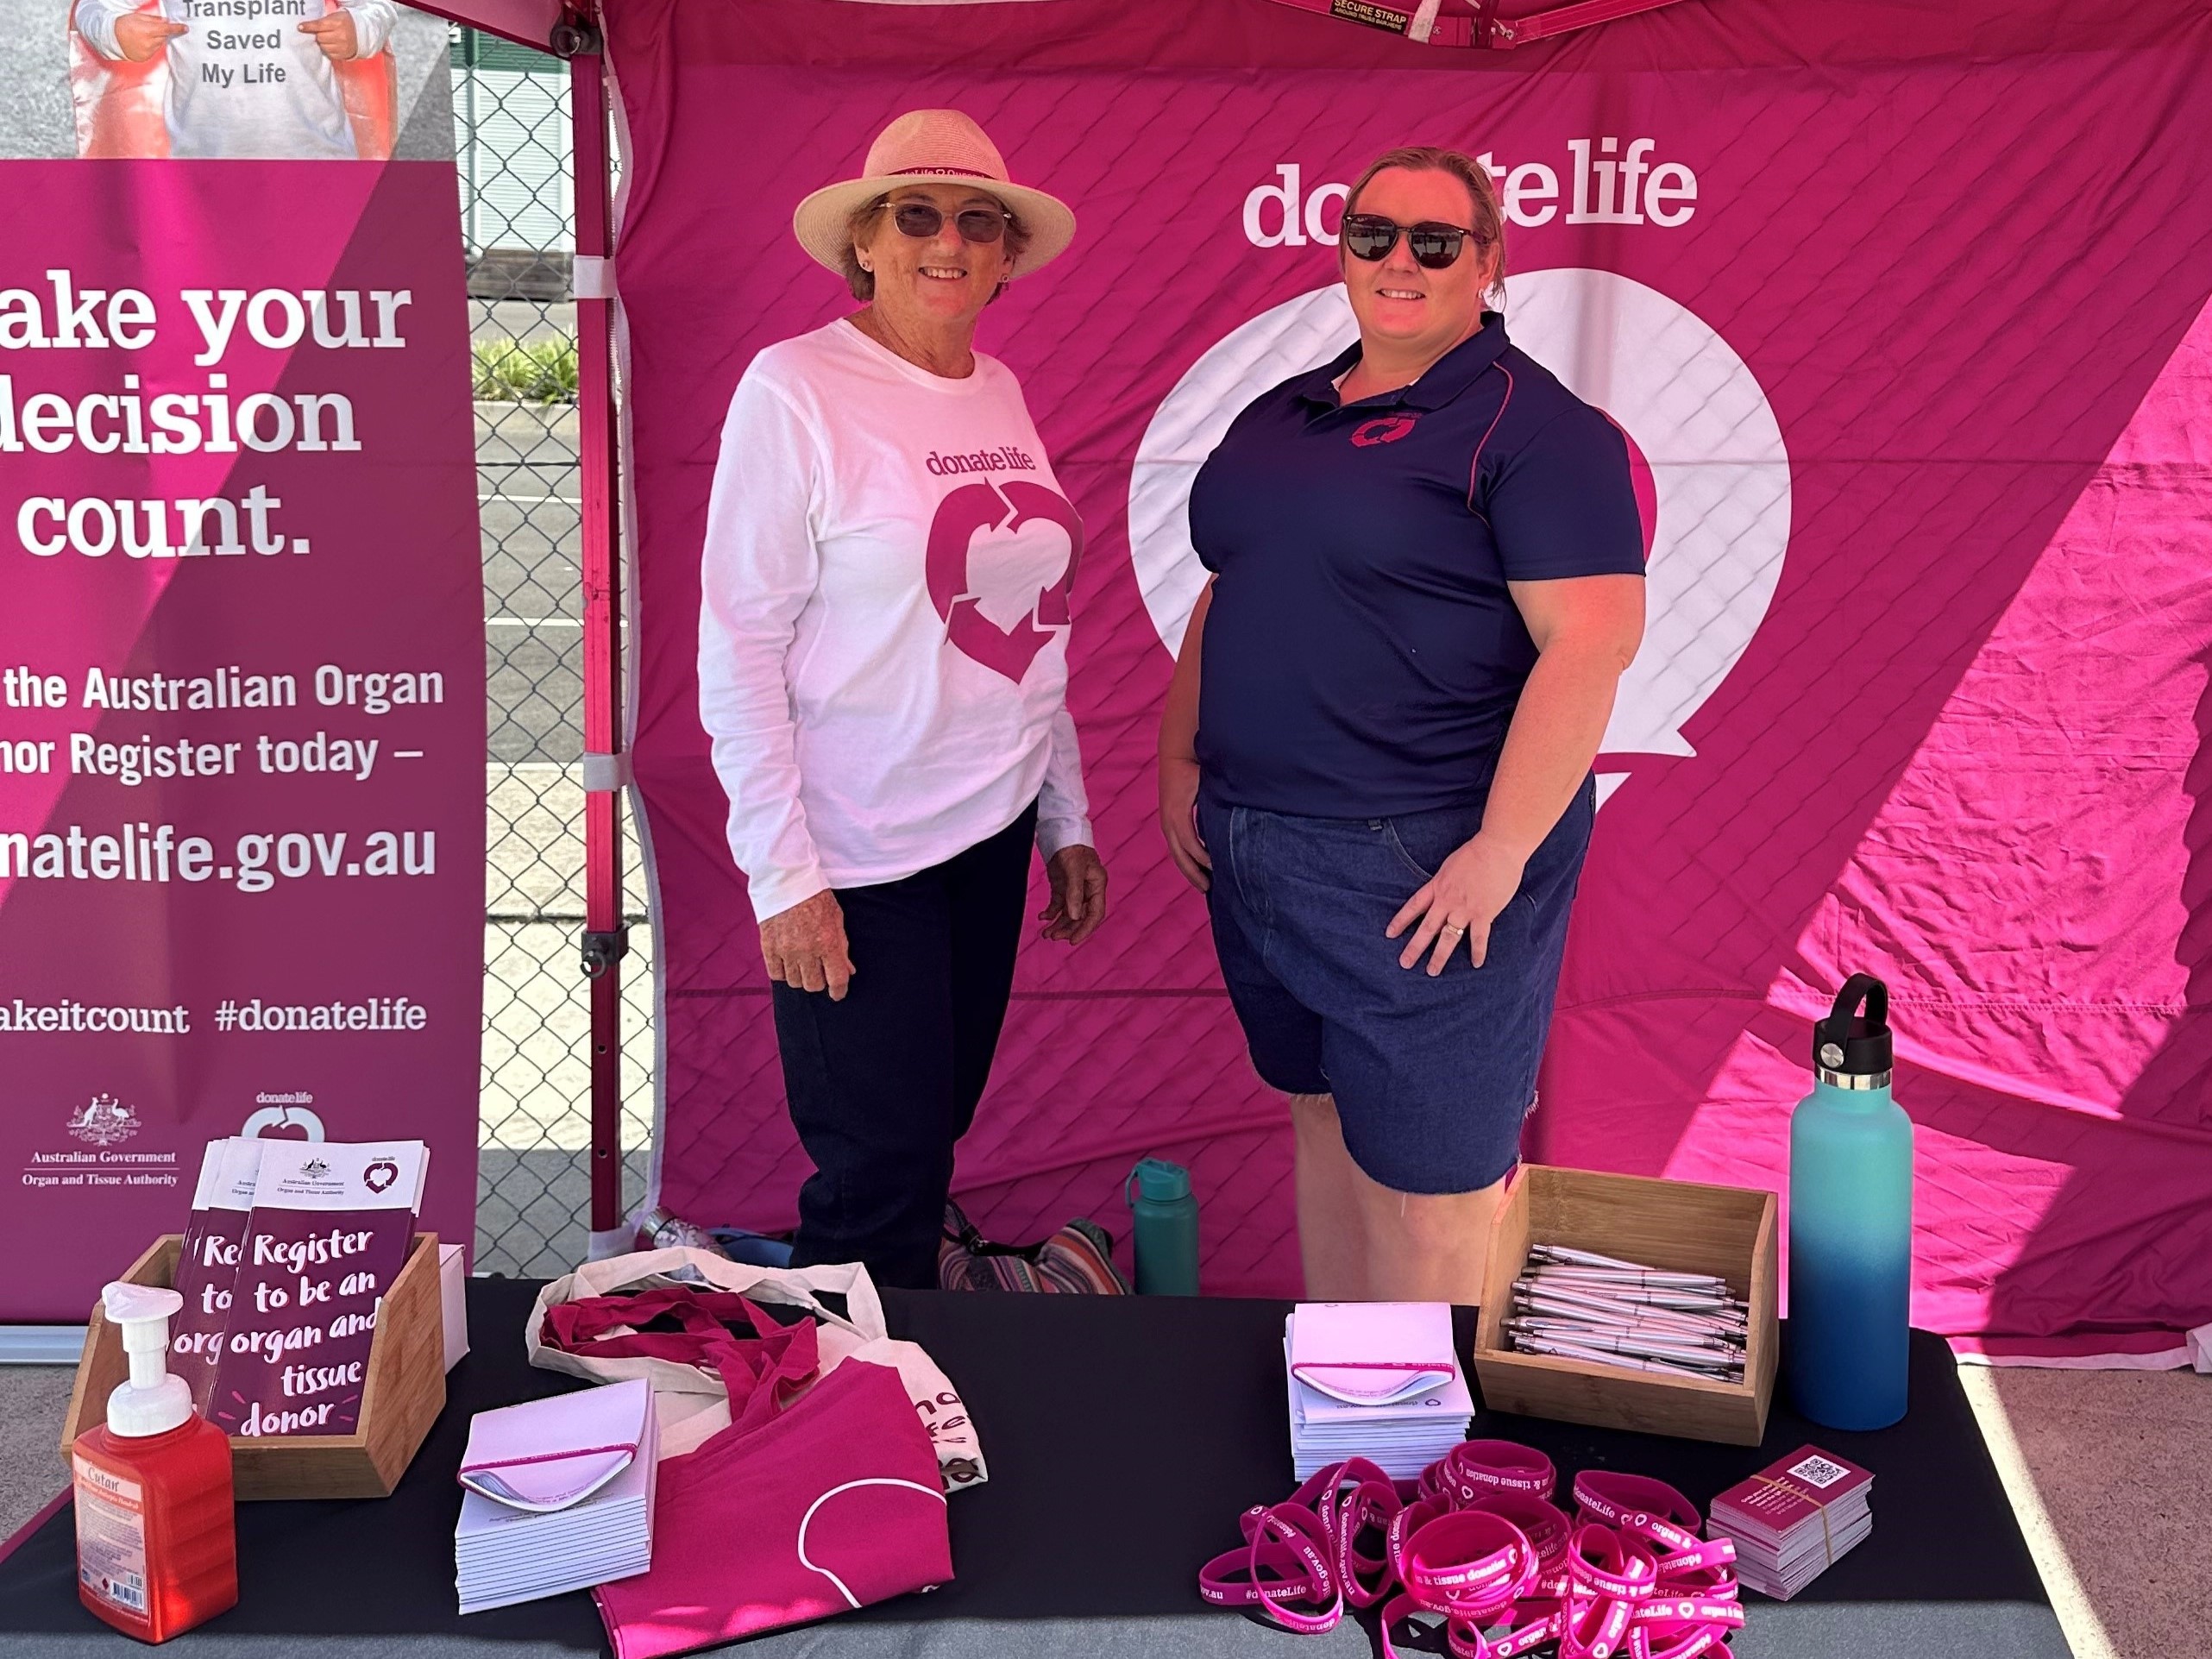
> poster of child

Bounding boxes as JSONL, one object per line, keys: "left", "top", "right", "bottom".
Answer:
{"left": 68, "top": 0, "right": 399, "bottom": 158}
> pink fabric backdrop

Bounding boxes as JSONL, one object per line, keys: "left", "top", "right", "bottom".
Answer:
{"left": 610, "top": 0, "right": 2212, "bottom": 1348}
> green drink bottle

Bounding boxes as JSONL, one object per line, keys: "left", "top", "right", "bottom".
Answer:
{"left": 1788, "top": 974, "right": 1914, "bottom": 1430}
{"left": 1126, "top": 1158, "right": 1200, "bottom": 1295}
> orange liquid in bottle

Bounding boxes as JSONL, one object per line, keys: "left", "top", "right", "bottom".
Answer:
{"left": 73, "top": 1417, "right": 237, "bottom": 1643}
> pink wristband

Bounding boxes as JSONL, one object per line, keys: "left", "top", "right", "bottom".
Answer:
{"left": 1380, "top": 1592, "right": 1493, "bottom": 1659}
{"left": 1197, "top": 1458, "right": 1411, "bottom": 1635}
{"left": 1460, "top": 1491, "right": 1573, "bottom": 1575}
{"left": 1197, "top": 1501, "right": 1335, "bottom": 1624}
{"left": 1426, "top": 1439, "right": 1560, "bottom": 1505}
{"left": 1399, "top": 1510, "right": 1536, "bottom": 1612}
{"left": 1381, "top": 1510, "right": 1543, "bottom": 1659}
{"left": 1205, "top": 1442, "right": 1744, "bottom": 1659}
{"left": 1568, "top": 1524, "right": 1661, "bottom": 1601}
{"left": 1330, "top": 1467, "right": 1403, "bottom": 1610}
{"left": 1572, "top": 1471, "right": 1703, "bottom": 1552}
{"left": 1635, "top": 1595, "right": 1748, "bottom": 1659}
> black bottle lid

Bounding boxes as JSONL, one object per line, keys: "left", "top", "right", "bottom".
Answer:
{"left": 1813, "top": 974, "right": 1892, "bottom": 1076}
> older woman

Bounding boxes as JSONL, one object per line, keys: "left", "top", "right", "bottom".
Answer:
{"left": 699, "top": 110, "right": 1107, "bottom": 1289}
{"left": 1159, "top": 146, "right": 1644, "bottom": 1304}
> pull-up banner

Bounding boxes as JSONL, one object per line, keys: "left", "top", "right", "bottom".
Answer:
{"left": 614, "top": 0, "right": 2212, "bottom": 1350}
{"left": 0, "top": 156, "right": 484, "bottom": 1323}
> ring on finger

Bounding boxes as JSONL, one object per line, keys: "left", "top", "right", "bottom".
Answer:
{"left": 1442, "top": 922, "right": 1467, "bottom": 937}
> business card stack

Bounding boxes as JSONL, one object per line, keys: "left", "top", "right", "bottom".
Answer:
{"left": 1285, "top": 1302, "right": 1474, "bottom": 1480}
{"left": 456, "top": 1378, "right": 659, "bottom": 1613}
{"left": 1708, "top": 1445, "right": 1874, "bottom": 1599}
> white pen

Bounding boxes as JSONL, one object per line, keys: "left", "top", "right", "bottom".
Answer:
{"left": 1530, "top": 1273, "right": 1734, "bottom": 1300}
{"left": 1524, "top": 1282, "right": 1745, "bottom": 1320}
{"left": 1513, "top": 1336, "right": 1739, "bottom": 1380}
{"left": 1507, "top": 1317, "right": 1740, "bottom": 1353}
{"left": 1526, "top": 1279, "right": 1742, "bottom": 1313}
{"left": 1506, "top": 1323, "right": 1743, "bottom": 1367}
{"left": 1525, "top": 1264, "right": 1742, "bottom": 1295}
{"left": 1518, "top": 1333, "right": 1746, "bottom": 1363}
{"left": 1530, "top": 1345, "right": 1739, "bottom": 1381}
{"left": 1528, "top": 1245, "right": 1729, "bottom": 1284}
{"left": 1515, "top": 1287, "right": 1740, "bottom": 1335}
{"left": 1513, "top": 1295, "right": 1720, "bottom": 1334}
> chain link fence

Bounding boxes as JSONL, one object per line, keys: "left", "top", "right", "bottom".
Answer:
{"left": 454, "top": 28, "right": 655, "bottom": 1277}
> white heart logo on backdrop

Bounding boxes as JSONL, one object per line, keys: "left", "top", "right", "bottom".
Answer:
{"left": 240, "top": 1103, "right": 326, "bottom": 1141}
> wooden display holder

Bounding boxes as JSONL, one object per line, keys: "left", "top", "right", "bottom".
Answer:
{"left": 61, "top": 1232, "right": 445, "bottom": 1500}
{"left": 1472, "top": 1166, "right": 1779, "bottom": 1446}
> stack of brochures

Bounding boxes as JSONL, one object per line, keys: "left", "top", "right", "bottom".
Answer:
{"left": 1285, "top": 1302, "right": 1474, "bottom": 1480}
{"left": 1707, "top": 1444, "right": 1874, "bottom": 1599}
{"left": 456, "top": 1378, "right": 659, "bottom": 1614}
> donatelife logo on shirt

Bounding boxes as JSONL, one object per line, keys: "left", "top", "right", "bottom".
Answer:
{"left": 924, "top": 474, "right": 1084, "bottom": 684}
{"left": 925, "top": 446, "right": 1040, "bottom": 476}
{"left": 1351, "top": 416, "right": 1417, "bottom": 447}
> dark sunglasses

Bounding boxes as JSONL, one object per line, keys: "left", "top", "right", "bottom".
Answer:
{"left": 874, "top": 198, "right": 1011, "bottom": 245}
{"left": 1340, "top": 213, "right": 1484, "bottom": 269}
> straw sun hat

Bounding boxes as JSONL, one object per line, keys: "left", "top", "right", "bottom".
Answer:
{"left": 791, "top": 109, "right": 1078, "bottom": 280}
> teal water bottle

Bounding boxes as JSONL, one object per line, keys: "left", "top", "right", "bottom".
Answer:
{"left": 1126, "top": 1159, "right": 1200, "bottom": 1295}
{"left": 1788, "top": 975, "right": 1914, "bottom": 1430}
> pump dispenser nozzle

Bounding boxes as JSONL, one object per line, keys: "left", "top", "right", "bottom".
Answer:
{"left": 100, "top": 1282, "right": 194, "bottom": 1437}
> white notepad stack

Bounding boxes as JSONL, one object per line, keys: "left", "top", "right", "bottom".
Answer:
{"left": 456, "top": 1378, "right": 659, "bottom": 1614}
{"left": 1285, "top": 1302, "right": 1474, "bottom": 1479}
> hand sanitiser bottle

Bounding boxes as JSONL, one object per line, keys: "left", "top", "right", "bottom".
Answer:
{"left": 1787, "top": 975, "right": 1915, "bottom": 1430}
{"left": 72, "top": 1283, "right": 237, "bottom": 1643}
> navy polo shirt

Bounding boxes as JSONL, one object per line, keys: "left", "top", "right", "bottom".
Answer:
{"left": 1189, "top": 312, "right": 1643, "bottom": 820}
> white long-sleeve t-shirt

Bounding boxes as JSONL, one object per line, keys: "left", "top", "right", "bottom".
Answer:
{"left": 698, "top": 318, "right": 1093, "bottom": 921}
{"left": 75, "top": 0, "right": 395, "bottom": 160}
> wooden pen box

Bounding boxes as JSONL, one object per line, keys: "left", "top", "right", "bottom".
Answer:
{"left": 62, "top": 1232, "right": 445, "bottom": 1500}
{"left": 1472, "top": 1166, "right": 1779, "bottom": 1446}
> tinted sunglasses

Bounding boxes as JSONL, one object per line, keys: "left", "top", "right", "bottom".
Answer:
{"left": 874, "top": 198, "right": 1011, "bottom": 244}
{"left": 1340, "top": 213, "right": 1484, "bottom": 269}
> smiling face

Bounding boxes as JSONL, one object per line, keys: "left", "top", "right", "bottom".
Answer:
{"left": 1341, "top": 166, "right": 1498, "bottom": 363}
{"left": 853, "top": 182, "right": 1015, "bottom": 336}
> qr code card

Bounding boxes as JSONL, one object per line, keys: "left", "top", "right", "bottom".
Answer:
{"left": 1788, "top": 1453, "right": 1852, "bottom": 1488}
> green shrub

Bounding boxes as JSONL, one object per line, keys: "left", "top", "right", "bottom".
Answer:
{"left": 474, "top": 336, "right": 580, "bottom": 404}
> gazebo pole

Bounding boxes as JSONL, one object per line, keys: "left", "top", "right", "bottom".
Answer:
{"left": 569, "top": 16, "right": 631, "bottom": 1256}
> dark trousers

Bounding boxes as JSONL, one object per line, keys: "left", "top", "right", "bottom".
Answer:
{"left": 770, "top": 801, "right": 1037, "bottom": 1290}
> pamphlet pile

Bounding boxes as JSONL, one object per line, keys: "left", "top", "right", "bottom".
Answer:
{"left": 169, "top": 1137, "right": 267, "bottom": 1415}
{"left": 1285, "top": 1302, "right": 1473, "bottom": 1479}
{"left": 456, "top": 1378, "right": 658, "bottom": 1613}
{"left": 1707, "top": 1445, "right": 1874, "bottom": 1598}
{"left": 168, "top": 1135, "right": 430, "bottom": 1437}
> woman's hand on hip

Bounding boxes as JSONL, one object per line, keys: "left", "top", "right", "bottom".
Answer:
{"left": 759, "top": 890, "right": 854, "bottom": 1000}
{"left": 1158, "top": 756, "right": 1211, "bottom": 892}
{"left": 1386, "top": 833, "right": 1528, "bottom": 976}
{"left": 1041, "top": 845, "right": 1109, "bottom": 946}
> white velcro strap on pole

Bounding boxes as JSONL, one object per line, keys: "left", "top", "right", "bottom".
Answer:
{"left": 581, "top": 750, "right": 632, "bottom": 793}
{"left": 573, "top": 255, "right": 617, "bottom": 300}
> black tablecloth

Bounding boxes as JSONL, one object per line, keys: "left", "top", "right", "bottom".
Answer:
{"left": 0, "top": 1279, "right": 2067, "bottom": 1658}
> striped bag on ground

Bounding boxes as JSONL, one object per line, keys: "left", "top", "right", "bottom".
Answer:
{"left": 937, "top": 1200, "right": 1131, "bottom": 1293}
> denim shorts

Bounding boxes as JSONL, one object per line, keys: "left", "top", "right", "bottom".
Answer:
{"left": 1198, "top": 780, "right": 1594, "bottom": 1195}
